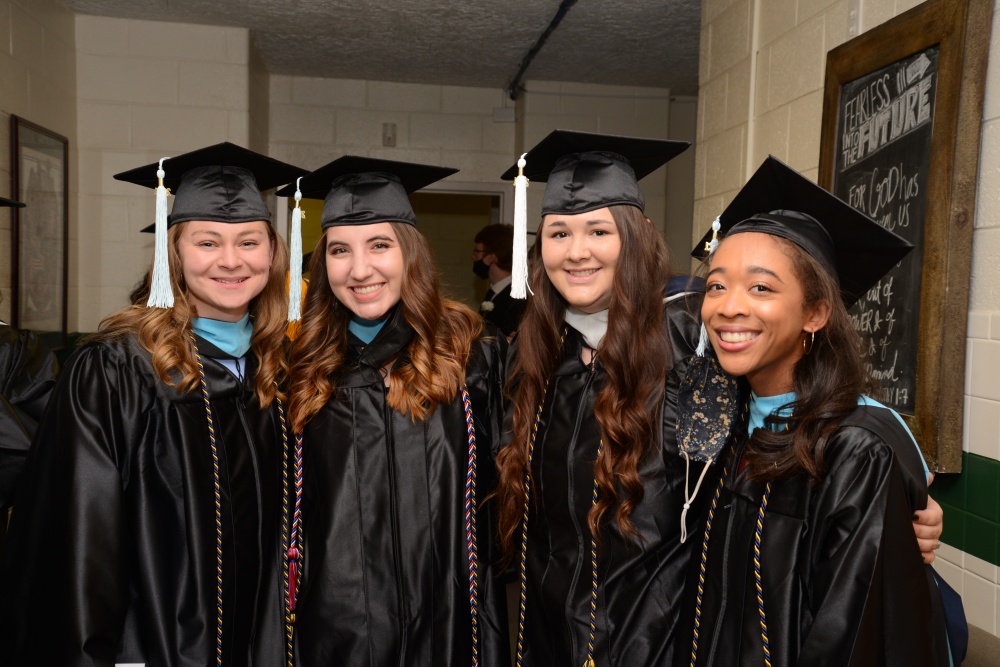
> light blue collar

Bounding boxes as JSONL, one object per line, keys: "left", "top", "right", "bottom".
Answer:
{"left": 191, "top": 313, "right": 253, "bottom": 358}
{"left": 349, "top": 314, "right": 389, "bottom": 344}
{"left": 748, "top": 390, "right": 796, "bottom": 436}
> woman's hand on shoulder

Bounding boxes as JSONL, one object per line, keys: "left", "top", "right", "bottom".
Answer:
{"left": 913, "top": 476, "right": 943, "bottom": 564}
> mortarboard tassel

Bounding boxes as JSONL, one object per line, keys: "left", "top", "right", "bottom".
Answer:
{"left": 147, "top": 157, "right": 174, "bottom": 309}
{"left": 287, "top": 178, "right": 304, "bottom": 322}
{"left": 694, "top": 216, "right": 722, "bottom": 356}
{"left": 511, "top": 153, "right": 531, "bottom": 299}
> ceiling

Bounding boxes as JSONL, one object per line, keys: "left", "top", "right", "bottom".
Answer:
{"left": 61, "top": 0, "right": 702, "bottom": 95}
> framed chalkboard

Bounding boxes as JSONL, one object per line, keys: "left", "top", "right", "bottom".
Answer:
{"left": 818, "top": 0, "right": 992, "bottom": 472}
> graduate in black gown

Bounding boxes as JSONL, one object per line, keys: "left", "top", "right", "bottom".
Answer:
{"left": 280, "top": 157, "right": 509, "bottom": 666}
{"left": 0, "top": 196, "right": 58, "bottom": 514}
{"left": 683, "top": 156, "right": 949, "bottom": 666}
{"left": 0, "top": 143, "right": 306, "bottom": 667}
{"left": 494, "top": 131, "right": 700, "bottom": 667}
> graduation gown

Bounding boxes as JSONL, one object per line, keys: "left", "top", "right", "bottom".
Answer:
{"left": 509, "top": 295, "right": 702, "bottom": 667}
{"left": 0, "top": 324, "right": 58, "bottom": 508}
{"left": 687, "top": 402, "right": 948, "bottom": 667}
{"left": 0, "top": 333, "right": 286, "bottom": 667}
{"left": 293, "top": 307, "right": 510, "bottom": 667}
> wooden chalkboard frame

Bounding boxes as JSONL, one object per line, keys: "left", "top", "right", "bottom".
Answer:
{"left": 818, "top": 0, "right": 992, "bottom": 472}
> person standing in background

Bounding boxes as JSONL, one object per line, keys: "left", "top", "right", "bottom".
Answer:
{"left": 473, "top": 223, "right": 525, "bottom": 338}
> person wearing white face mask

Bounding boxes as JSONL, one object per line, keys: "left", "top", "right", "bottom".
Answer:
{"left": 279, "top": 157, "right": 509, "bottom": 667}
{"left": 0, "top": 143, "right": 306, "bottom": 667}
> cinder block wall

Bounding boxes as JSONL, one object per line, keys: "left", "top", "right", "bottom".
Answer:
{"left": 74, "top": 15, "right": 257, "bottom": 328}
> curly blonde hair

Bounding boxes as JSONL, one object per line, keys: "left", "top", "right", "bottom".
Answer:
{"left": 94, "top": 221, "right": 289, "bottom": 407}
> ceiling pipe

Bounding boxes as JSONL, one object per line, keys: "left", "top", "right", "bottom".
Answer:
{"left": 507, "top": 0, "right": 579, "bottom": 100}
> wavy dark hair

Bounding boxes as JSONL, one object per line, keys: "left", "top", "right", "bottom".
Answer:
{"left": 495, "top": 205, "right": 671, "bottom": 561}
{"left": 94, "top": 221, "right": 289, "bottom": 407}
{"left": 736, "top": 235, "right": 878, "bottom": 482}
{"left": 287, "top": 222, "right": 482, "bottom": 433}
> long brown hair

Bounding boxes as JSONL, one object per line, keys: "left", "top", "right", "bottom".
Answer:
{"left": 93, "top": 221, "right": 290, "bottom": 407}
{"left": 739, "top": 235, "right": 876, "bottom": 482}
{"left": 287, "top": 222, "right": 482, "bottom": 433}
{"left": 495, "top": 205, "right": 671, "bottom": 559}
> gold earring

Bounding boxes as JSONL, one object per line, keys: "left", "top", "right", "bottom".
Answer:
{"left": 802, "top": 331, "right": 815, "bottom": 355}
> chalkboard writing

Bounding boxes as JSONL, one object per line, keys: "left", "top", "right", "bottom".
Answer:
{"left": 833, "top": 46, "right": 938, "bottom": 415}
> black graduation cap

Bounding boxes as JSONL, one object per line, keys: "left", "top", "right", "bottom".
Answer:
{"left": 499, "top": 129, "right": 689, "bottom": 215}
{"left": 692, "top": 155, "right": 913, "bottom": 306}
{"left": 114, "top": 142, "right": 307, "bottom": 226}
{"left": 275, "top": 156, "right": 457, "bottom": 228}
{"left": 0, "top": 197, "right": 25, "bottom": 208}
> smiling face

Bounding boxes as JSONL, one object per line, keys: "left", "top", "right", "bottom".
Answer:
{"left": 540, "top": 207, "right": 621, "bottom": 313}
{"left": 325, "top": 222, "right": 404, "bottom": 320}
{"left": 701, "top": 232, "right": 830, "bottom": 396}
{"left": 177, "top": 220, "right": 274, "bottom": 322}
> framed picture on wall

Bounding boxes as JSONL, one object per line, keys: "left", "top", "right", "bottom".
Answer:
{"left": 817, "top": 0, "right": 992, "bottom": 472}
{"left": 9, "top": 115, "right": 69, "bottom": 349}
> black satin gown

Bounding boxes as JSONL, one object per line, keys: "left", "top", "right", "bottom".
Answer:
{"left": 292, "top": 307, "right": 510, "bottom": 667}
{"left": 684, "top": 403, "right": 949, "bottom": 666}
{"left": 0, "top": 324, "right": 58, "bottom": 509}
{"left": 508, "top": 295, "right": 703, "bottom": 667}
{"left": 0, "top": 333, "right": 286, "bottom": 667}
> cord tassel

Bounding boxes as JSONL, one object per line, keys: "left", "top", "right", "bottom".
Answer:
{"left": 511, "top": 154, "right": 531, "bottom": 299}
{"left": 147, "top": 157, "right": 173, "bottom": 308}
{"left": 695, "top": 216, "right": 722, "bottom": 357}
{"left": 288, "top": 178, "right": 304, "bottom": 322}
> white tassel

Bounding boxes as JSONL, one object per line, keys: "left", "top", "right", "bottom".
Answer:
{"left": 704, "top": 215, "right": 721, "bottom": 255}
{"left": 695, "top": 216, "right": 723, "bottom": 356}
{"left": 147, "top": 157, "right": 173, "bottom": 309}
{"left": 287, "top": 178, "right": 304, "bottom": 322}
{"left": 511, "top": 153, "right": 531, "bottom": 299}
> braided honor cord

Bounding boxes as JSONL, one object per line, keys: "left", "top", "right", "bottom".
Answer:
{"left": 461, "top": 385, "right": 481, "bottom": 667}
{"left": 583, "top": 440, "right": 604, "bottom": 667}
{"left": 278, "top": 402, "right": 300, "bottom": 667}
{"left": 755, "top": 482, "right": 773, "bottom": 667}
{"left": 191, "top": 338, "right": 225, "bottom": 667}
{"left": 688, "top": 455, "right": 730, "bottom": 667}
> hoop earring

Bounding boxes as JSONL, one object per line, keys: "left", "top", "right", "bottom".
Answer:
{"left": 802, "top": 331, "right": 815, "bottom": 355}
